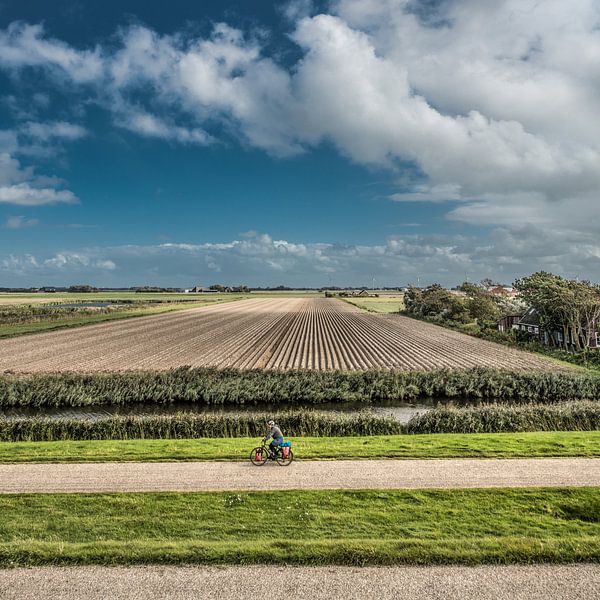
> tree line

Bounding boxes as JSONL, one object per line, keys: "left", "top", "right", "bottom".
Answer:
{"left": 404, "top": 271, "right": 600, "bottom": 352}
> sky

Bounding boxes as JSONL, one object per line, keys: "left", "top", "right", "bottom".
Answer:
{"left": 0, "top": 0, "right": 599, "bottom": 288}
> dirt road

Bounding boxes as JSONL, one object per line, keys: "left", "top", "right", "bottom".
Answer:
{"left": 1, "top": 565, "right": 598, "bottom": 600}
{"left": 0, "top": 298, "right": 556, "bottom": 371}
{"left": 1, "top": 457, "right": 599, "bottom": 493}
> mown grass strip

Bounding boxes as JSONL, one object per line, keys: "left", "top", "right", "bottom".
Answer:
{"left": 1, "top": 431, "right": 599, "bottom": 463}
{"left": 0, "top": 488, "right": 598, "bottom": 566}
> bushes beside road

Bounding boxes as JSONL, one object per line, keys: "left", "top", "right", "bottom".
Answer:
{"left": 2, "top": 367, "right": 600, "bottom": 408}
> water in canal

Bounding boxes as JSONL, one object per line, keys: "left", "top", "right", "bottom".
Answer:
{"left": 0, "top": 397, "right": 478, "bottom": 424}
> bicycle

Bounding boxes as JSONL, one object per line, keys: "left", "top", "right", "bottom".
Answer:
{"left": 250, "top": 440, "right": 294, "bottom": 466}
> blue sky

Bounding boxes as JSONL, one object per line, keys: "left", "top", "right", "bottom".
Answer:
{"left": 0, "top": 0, "right": 599, "bottom": 287}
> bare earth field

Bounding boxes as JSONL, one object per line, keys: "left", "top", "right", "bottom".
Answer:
{"left": 1, "top": 564, "right": 598, "bottom": 600}
{"left": 2, "top": 458, "right": 598, "bottom": 493}
{"left": 0, "top": 297, "right": 557, "bottom": 372}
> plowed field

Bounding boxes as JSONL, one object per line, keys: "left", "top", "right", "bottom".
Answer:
{"left": 0, "top": 298, "right": 556, "bottom": 372}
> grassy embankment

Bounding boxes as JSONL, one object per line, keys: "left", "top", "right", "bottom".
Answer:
{"left": 0, "top": 488, "right": 598, "bottom": 566}
{"left": 1, "top": 431, "right": 599, "bottom": 463}
{"left": 0, "top": 294, "right": 250, "bottom": 338}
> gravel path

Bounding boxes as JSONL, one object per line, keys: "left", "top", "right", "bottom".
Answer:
{"left": 1, "top": 457, "right": 599, "bottom": 493}
{"left": 1, "top": 565, "right": 598, "bottom": 599}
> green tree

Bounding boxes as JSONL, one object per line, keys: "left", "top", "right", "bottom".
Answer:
{"left": 467, "top": 295, "right": 500, "bottom": 322}
{"left": 515, "top": 272, "right": 600, "bottom": 350}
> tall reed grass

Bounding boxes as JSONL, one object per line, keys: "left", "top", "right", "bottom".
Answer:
{"left": 0, "top": 410, "right": 401, "bottom": 442}
{"left": 406, "top": 400, "right": 600, "bottom": 434}
{"left": 1, "top": 367, "right": 599, "bottom": 409}
{"left": 1, "top": 402, "right": 599, "bottom": 441}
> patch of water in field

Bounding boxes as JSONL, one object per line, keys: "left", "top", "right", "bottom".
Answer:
{"left": 0, "top": 398, "right": 480, "bottom": 424}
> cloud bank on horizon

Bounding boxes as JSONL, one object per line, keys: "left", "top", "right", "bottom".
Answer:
{"left": 0, "top": 0, "right": 599, "bottom": 286}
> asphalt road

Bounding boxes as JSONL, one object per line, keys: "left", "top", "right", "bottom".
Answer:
{"left": 1, "top": 565, "right": 598, "bottom": 600}
{"left": 1, "top": 457, "right": 599, "bottom": 493}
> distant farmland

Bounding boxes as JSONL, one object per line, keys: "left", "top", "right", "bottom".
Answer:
{"left": 0, "top": 298, "right": 557, "bottom": 372}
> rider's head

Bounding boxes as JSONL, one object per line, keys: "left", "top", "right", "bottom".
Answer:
{"left": 268, "top": 420, "right": 275, "bottom": 427}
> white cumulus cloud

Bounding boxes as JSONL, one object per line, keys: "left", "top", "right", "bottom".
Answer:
{"left": 0, "top": 3, "right": 599, "bottom": 277}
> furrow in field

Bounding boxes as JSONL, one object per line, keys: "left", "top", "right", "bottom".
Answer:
{"left": 348, "top": 313, "right": 470, "bottom": 370}
{"left": 224, "top": 300, "right": 304, "bottom": 369}
{"left": 323, "top": 306, "right": 396, "bottom": 370}
{"left": 0, "top": 300, "right": 265, "bottom": 371}
{"left": 329, "top": 310, "right": 404, "bottom": 369}
{"left": 180, "top": 299, "right": 295, "bottom": 369}
{"left": 354, "top": 310, "right": 513, "bottom": 370}
{"left": 12, "top": 303, "right": 260, "bottom": 371}
{"left": 315, "top": 304, "right": 354, "bottom": 370}
{"left": 0, "top": 297, "right": 558, "bottom": 372}
{"left": 380, "top": 314, "right": 548, "bottom": 370}
{"left": 131, "top": 309, "right": 274, "bottom": 370}
{"left": 263, "top": 305, "right": 300, "bottom": 369}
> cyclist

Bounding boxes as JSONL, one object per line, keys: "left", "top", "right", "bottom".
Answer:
{"left": 263, "top": 419, "right": 284, "bottom": 458}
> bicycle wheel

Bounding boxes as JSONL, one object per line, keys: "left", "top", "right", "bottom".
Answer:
{"left": 250, "top": 447, "right": 268, "bottom": 466}
{"left": 276, "top": 449, "right": 294, "bottom": 466}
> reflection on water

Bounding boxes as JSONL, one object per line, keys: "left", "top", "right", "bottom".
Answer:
{"left": 0, "top": 397, "right": 478, "bottom": 424}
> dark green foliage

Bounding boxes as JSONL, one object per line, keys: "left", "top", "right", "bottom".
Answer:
{"left": 406, "top": 400, "right": 600, "bottom": 434}
{"left": 404, "top": 283, "right": 500, "bottom": 324}
{"left": 1, "top": 367, "right": 600, "bottom": 409}
{"left": 515, "top": 271, "right": 600, "bottom": 350}
{"left": 0, "top": 410, "right": 402, "bottom": 441}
